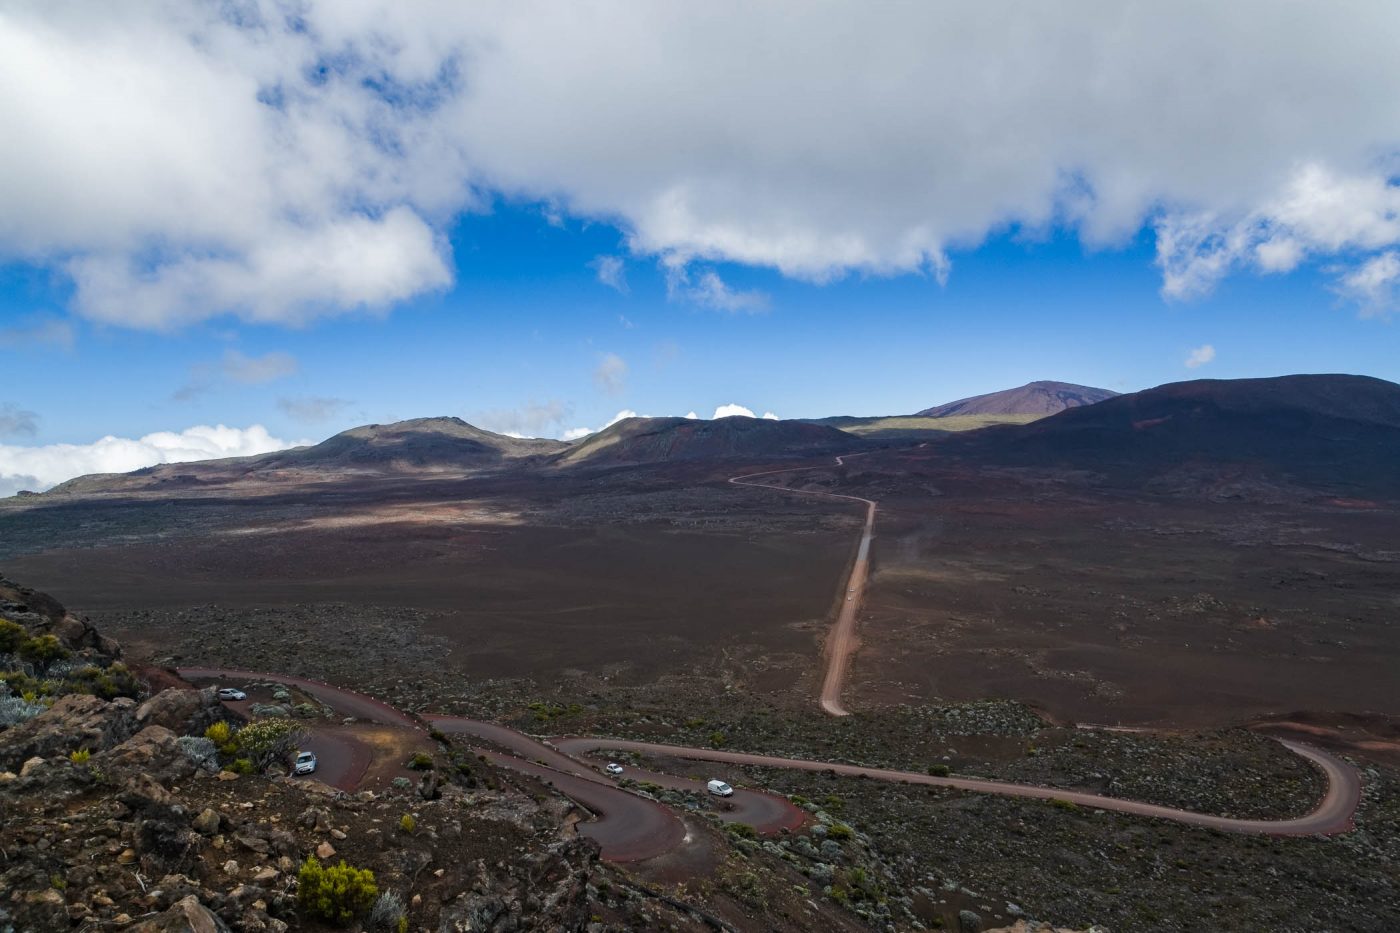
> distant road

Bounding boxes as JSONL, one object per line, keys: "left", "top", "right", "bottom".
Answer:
{"left": 729, "top": 452, "right": 877, "bottom": 716}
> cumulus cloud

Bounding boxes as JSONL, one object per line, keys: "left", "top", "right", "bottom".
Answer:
{"left": 0, "top": 404, "right": 39, "bottom": 438}
{"left": 561, "top": 408, "right": 643, "bottom": 440}
{"left": 712, "top": 403, "right": 781, "bottom": 419}
{"left": 1336, "top": 252, "right": 1400, "bottom": 315}
{"left": 0, "top": 423, "right": 302, "bottom": 496}
{"left": 473, "top": 399, "right": 571, "bottom": 437}
{"left": 0, "top": 316, "right": 75, "bottom": 349}
{"left": 1185, "top": 344, "right": 1216, "bottom": 369}
{"left": 176, "top": 350, "right": 298, "bottom": 401}
{"left": 590, "top": 255, "right": 629, "bottom": 294}
{"left": 593, "top": 353, "right": 627, "bottom": 396}
{"left": 277, "top": 396, "right": 354, "bottom": 424}
{"left": 664, "top": 263, "right": 769, "bottom": 313}
{"left": 6, "top": 4, "right": 1400, "bottom": 324}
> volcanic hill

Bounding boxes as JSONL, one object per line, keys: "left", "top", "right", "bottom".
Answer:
{"left": 557, "top": 416, "right": 861, "bottom": 466}
{"left": 915, "top": 380, "right": 1119, "bottom": 418}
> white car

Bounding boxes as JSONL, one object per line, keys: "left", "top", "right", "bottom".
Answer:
{"left": 605, "top": 762, "right": 624, "bottom": 776}
{"left": 216, "top": 688, "right": 247, "bottom": 701}
{"left": 706, "top": 779, "right": 734, "bottom": 797}
{"left": 292, "top": 751, "right": 318, "bottom": 775}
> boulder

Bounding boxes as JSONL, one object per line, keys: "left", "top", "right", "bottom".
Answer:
{"left": 129, "top": 895, "right": 231, "bottom": 933}
{"left": 193, "top": 808, "right": 222, "bottom": 835}
{"left": 0, "top": 694, "right": 137, "bottom": 770}
{"left": 137, "top": 687, "right": 224, "bottom": 735}
{"left": 101, "top": 725, "right": 197, "bottom": 785}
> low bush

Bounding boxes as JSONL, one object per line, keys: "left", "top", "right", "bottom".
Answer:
{"left": 406, "top": 752, "right": 434, "bottom": 771}
{"left": 17, "top": 634, "right": 68, "bottom": 668}
{"left": 927, "top": 764, "right": 950, "bottom": 777}
{"left": 68, "top": 748, "right": 90, "bottom": 764}
{"left": 398, "top": 813, "right": 416, "bottom": 834}
{"left": 0, "top": 619, "right": 26, "bottom": 654}
{"left": 726, "top": 822, "right": 757, "bottom": 840}
{"left": 827, "top": 822, "right": 855, "bottom": 841}
{"left": 297, "top": 857, "right": 378, "bottom": 926}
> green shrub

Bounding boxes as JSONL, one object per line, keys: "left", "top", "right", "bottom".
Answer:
{"left": 1050, "top": 797, "right": 1079, "bottom": 812}
{"left": 927, "top": 764, "right": 950, "bottom": 777}
{"left": 69, "top": 748, "right": 91, "bottom": 765}
{"left": 236, "top": 719, "right": 302, "bottom": 768}
{"left": 708, "top": 730, "right": 727, "bottom": 748}
{"left": 827, "top": 822, "right": 854, "bottom": 841}
{"left": 0, "top": 618, "right": 26, "bottom": 653}
{"left": 726, "top": 822, "right": 757, "bottom": 840}
{"left": 398, "top": 813, "right": 416, "bottom": 834}
{"left": 205, "top": 720, "right": 234, "bottom": 748}
{"left": 297, "top": 857, "right": 378, "bottom": 926}
{"left": 406, "top": 752, "right": 434, "bottom": 771}
{"left": 18, "top": 634, "right": 68, "bottom": 667}
{"left": 230, "top": 758, "right": 254, "bottom": 775}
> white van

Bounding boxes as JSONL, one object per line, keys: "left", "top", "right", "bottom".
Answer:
{"left": 706, "top": 779, "right": 734, "bottom": 797}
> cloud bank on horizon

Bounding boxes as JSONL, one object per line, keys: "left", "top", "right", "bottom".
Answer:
{"left": 4, "top": 2, "right": 1400, "bottom": 329}
{"left": 0, "top": 424, "right": 305, "bottom": 498}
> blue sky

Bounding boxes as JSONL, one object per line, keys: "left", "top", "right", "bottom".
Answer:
{"left": 4, "top": 200, "right": 1395, "bottom": 451}
{"left": 3, "top": 4, "right": 1400, "bottom": 492}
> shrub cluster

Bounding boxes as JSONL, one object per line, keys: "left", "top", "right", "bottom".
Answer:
{"left": 203, "top": 718, "right": 303, "bottom": 772}
{"left": 297, "top": 857, "right": 378, "bottom": 926}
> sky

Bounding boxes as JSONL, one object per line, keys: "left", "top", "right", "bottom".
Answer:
{"left": 2, "top": 2, "right": 1399, "bottom": 494}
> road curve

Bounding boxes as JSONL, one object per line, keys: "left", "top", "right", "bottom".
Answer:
{"left": 177, "top": 669, "right": 1362, "bottom": 857}
{"left": 554, "top": 736, "right": 1360, "bottom": 836}
{"left": 428, "top": 716, "right": 807, "bottom": 841}
{"left": 729, "top": 452, "right": 877, "bottom": 716}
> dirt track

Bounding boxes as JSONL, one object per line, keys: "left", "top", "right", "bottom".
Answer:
{"left": 730, "top": 452, "right": 877, "bottom": 716}
{"left": 183, "top": 668, "right": 1363, "bottom": 865}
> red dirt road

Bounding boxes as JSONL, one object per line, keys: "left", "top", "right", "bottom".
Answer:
{"left": 730, "top": 452, "right": 876, "bottom": 717}
{"left": 180, "top": 667, "right": 1362, "bottom": 867}
{"left": 555, "top": 736, "right": 1361, "bottom": 836}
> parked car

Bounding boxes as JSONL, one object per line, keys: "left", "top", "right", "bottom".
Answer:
{"left": 605, "top": 762, "right": 624, "bottom": 776}
{"left": 706, "top": 779, "right": 734, "bottom": 797}
{"left": 292, "top": 751, "right": 318, "bottom": 775}
{"left": 216, "top": 687, "right": 247, "bottom": 701}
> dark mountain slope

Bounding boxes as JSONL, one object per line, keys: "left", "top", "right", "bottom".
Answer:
{"left": 558, "top": 416, "right": 861, "bottom": 466}
{"left": 43, "top": 417, "right": 566, "bottom": 496}
{"left": 966, "top": 374, "right": 1400, "bottom": 494}
{"left": 916, "top": 381, "right": 1118, "bottom": 417}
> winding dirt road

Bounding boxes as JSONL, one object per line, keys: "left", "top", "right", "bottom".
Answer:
{"left": 553, "top": 735, "right": 1361, "bottom": 837}
{"left": 185, "top": 667, "right": 1361, "bottom": 863}
{"left": 729, "top": 452, "right": 876, "bottom": 716}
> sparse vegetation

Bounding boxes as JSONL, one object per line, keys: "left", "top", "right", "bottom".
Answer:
{"left": 406, "top": 751, "right": 434, "bottom": 770}
{"left": 398, "top": 813, "right": 416, "bottom": 834}
{"left": 296, "top": 857, "right": 378, "bottom": 926}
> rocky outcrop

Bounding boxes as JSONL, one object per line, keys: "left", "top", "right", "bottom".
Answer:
{"left": 0, "top": 693, "right": 136, "bottom": 770}
{"left": 137, "top": 686, "right": 225, "bottom": 736}
{"left": 0, "top": 575, "right": 122, "bottom": 660}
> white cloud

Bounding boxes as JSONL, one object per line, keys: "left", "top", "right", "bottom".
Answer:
{"left": 560, "top": 408, "right": 643, "bottom": 440}
{"left": 472, "top": 399, "right": 570, "bottom": 437}
{"left": 713, "top": 403, "right": 756, "bottom": 419}
{"left": 590, "top": 255, "right": 629, "bottom": 294}
{"left": 0, "top": 316, "right": 75, "bottom": 349}
{"left": 1185, "top": 344, "right": 1216, "bottom": 369}
{"left": 0, "top": 404, "right": 39, "bottom": 438}
{"left": 761, "top": 411, "right": 779, "bottom": 420}
{"left": 1156, "top": 164, "right": 1400, "bottom": 312}
{"left": 0, "top": 424, "right": 303, "bottom": 495}
{"left": 1336, "top": 252, "right": 1400, "bottom": 315}
{"left": 664, "top": 263, "right": 769, "bottom": 313}
{"left": 683, "top": 411, "right": 699, "bottom": 419}
{"left": 593, "top": 353, "right": 627, "bottom": 396}
{"left": 6, "top": 5, "right": 1400, "bottom": 324}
